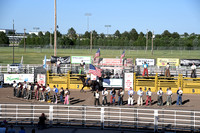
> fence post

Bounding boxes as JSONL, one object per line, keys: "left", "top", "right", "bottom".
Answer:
{"left": 155, "top": 73, "right": 158, "bottom": 92}
{"left": 154, "top": 110, "right": 158, "bottom": 132}
{"left": 134, "top": 73, "right": 136, "bottom": 91}
{"left": 49, "top": 105, "right": 53, "bottom": 127}
{"left": 101, "top": 107, "right": 104, "bottom": 129}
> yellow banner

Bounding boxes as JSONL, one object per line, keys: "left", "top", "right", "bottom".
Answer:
{"left": 157, "top": 58, "right": 179, "bottom": 66}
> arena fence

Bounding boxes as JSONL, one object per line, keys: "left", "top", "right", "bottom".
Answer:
{"left": 0, "top": 104, "right": 200, "bottom": 132}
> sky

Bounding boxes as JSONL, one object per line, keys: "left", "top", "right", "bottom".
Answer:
{"left": 0, "top": 0, "right": 200, "bottom": 35}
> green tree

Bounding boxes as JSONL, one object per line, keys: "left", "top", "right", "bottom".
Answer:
{"left": 83, "top": 31, "right": 90, "bottom": 39}
{"left": 99, "top": 33, "right": 105, "bottom": 39}
{"left": 171, "top": 32, "right": 180, "bottom": 39}
{"left": 114, "top": 30, "right": 121, "bottom": 38}
{"left": 92, "top": 30, "right": 98, "bottom": 39}
{"left": 67, "top": 27, "right": 77, "bottom": 39}
{"left": 121, "top": 31, "right": 130, "bottom": 40}
{"left": 0, "top": 32, "right": 9, "bottom": 45}
{"left": 129, "top": 28, "right": 138, "bottom": 41}
{"left": 38, "top": 31, "right": 44, "bottom": 37}
{"left": 162, "top": 30, "right": 171, "bottom": 38}
{"left": 184, "top": 32, "right": 189, "bottom": 38}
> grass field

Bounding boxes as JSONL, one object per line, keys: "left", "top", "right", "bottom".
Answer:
{"left": 0, "top": 47, "right": 200, "bottom": 64}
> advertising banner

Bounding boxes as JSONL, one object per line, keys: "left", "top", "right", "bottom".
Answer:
{"left": 124, "top": 73, "right": 133, "bottom": 91}
{"left": 180, "top": 59, "right": 200, "bottom": 66}
{"left": 37, "top": 74, "right": 46, "bottom": 86}
{"left": 103, "top": 79, "right": 123, "bottom": 88}
{"left": 51, "top": 56, "right": 71, "bottom": 64}
{"left": 71, "top": 56, "right": 91, "bottom": 64}
{"left": 135, "top": 58, "right": 155, "bottom": 66}
{"left": 4, "top": 74, "right": 34, "bottom": 84}
{"left": 157, "top": 58, "right": 179, "bottom": 66}
{"left": 94, "top": 58, "right": 133, "bottom": 66}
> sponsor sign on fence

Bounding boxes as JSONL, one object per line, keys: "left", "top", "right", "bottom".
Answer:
{"left": 180, "top": 59, "right": 200, "bottom": 66}
{"left": 71, "top": 56, "right": 91, "bottom": 64}
{"left": 94, "top": 58, "right": 133, "bottom": 66}
{"left": 4, "top": 74, "right": 34, "bottom": 84}
{"left": 124, "top": 73, "right": 133, "bottom": 91}
{"left": 157, "top": 58, "right": 179, "bottom": 66}
{"left": 51, "top": 56, "right": 71, "bottom": 64}
{"left": 103, "top": 78, "right": 123, "bottom": 88}
{"left": 37, "top": 74, "right": 46, "bottom": 85}
{"left": 135, "top": 58, "right": 155, "bottom": 66}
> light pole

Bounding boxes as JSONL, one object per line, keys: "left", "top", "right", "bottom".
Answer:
{"left": 50, "top": 28, "right": 52, "bottom": 48}
{"left": 85, "top": 13, "right": 91, "bottom": 31}
{"left": 54, "top": 0, "right": 57, "bottom": 56}
{"left": 105, "top": 25, "right": 111, "bottom": 35}
{"left": 12, "top": 19, "right": 15, "bottom": 64}
{"left": 24, "top": 28, "right": 26, "bottom": 52}
{"left": 146, "top": 29, "right": 148, "bottom": 52}
{"left": 151, "top": 31, "right": 154, "bottom": 55}
{"left": 33, "top": 27, "right": 40, "bottom": 32}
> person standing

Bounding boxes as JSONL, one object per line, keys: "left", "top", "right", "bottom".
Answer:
{"left": 110, "top": 88, "right": 116, "bottom": 105}
{"left": 59, "top": 87, "right": 64, "bottom": 103}
{"left": 53, "top": 85, "right": 58, "bottom": 104}
{"left": 34, "top": 82, "right": 39, "bottom": 100}
{"left": 19, "top": 126, "right": 26, "bottom": 133}
{"left": 118, "top": 88, "right": 124, "bottom": 106}
{"left": 157, "top": 88, "right": 163, "bottom": 106}
{"left": 22, "top": 81, "right": 28, "bottom": 99}
{"left": 166, "top": 87, "right": 173, "bottom": 106}
{"left": 137, "top": 88, "right": 144, "bottom": 106}
{"left": 7, "top": 124, "right": 16, "bottom": 133}
{"left": 64, "top": 88, "right": 70, "bottom": 105}
{"left": 57, "top": 59, "right": 61, "bottom": 74}
{"left": 165, "top": 63, "right": 170, "bottom": 77}
{"left": 176, "top": 87, "right": 183, "bottom": 105}
{"left": 45, "top": 84, "right": 51, "bottom": 101}
{"left": 128, "top": 87, "right": 135, "bottom": 106}
{"left": 38, "top": 113, "right": 46, "bottom": 130}
{"left": 191, "top": 62, "right": 197, "bottom": 78}
{"left": 145, "top": 88, "right": 152, "bottom": 106}
{"left": 79, "top": 60, "right": 85, "bottom": 74}
{"left": 102, "top": 88, "right": 108, "bottom": 106}
{"left": 142, "top": 62, "right": 148, "bottom": 76}
{"left": 17, "top": 83, "right": 23, "bottom": 98}
{"left": 27, "top": 83, "right": 32, "bottom": 100}
{"left": 13, "top": 81, "right": 17, "bottom": 97}
{"left": 94, "top": 89, "right": 100, "bottom": 106}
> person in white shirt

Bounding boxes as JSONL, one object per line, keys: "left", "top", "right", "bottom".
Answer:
{"left": 57, "top": 59, "right": 61, "bottom": 74}
{"left": 128, "top": 87, "right": 135, "bottom": 106}
{"left": 13, "top": 81, "right": 17, "bottom": 97}
{"left": 157, "top": 88, "right": 163, "bottom": 106}
{"left": 166, "top": 87, "right": 173, "bottom": 106}
{"left": 45, "top": 84, "right": 51, "bottom": 101}
{"left": 64, "top": 88, "right": 70, "bottom": 105}
{"left": 137, "top": 88, "right": 144, "bottom": 106}
{"left": 27, "top": 83, "right": 32, "bottom": 100}
{"left": 94, "top": 89, "right": 100, "bottom": 106}
{"left": 165, "top": 62, "right": 170, "bottom": 77}
{"left": 176, "top": 87, "right": 183, "bottom": 105}
{"left": 145, "top": 88, "right": 152, "bottom": 106}
{"left": 22, "top": 81, "right": 28, "bottom": 98}
{"left": 191, "top": 62, "right": 197, "bottom": 78}
{"left": 102, "top": 88, "right": 108, "bottom": 106}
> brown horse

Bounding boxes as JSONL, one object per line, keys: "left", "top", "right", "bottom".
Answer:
{"left": 79, "top": 75, "right": 99, "bottom": 92}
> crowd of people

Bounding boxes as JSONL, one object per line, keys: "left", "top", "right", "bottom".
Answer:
{"left": 12, "top": 81, "right": 70, "bottom": 105}
{"left": 93, "top": 86, "right": 183, "bottom": 106}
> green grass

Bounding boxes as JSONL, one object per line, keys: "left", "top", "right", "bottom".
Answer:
{"left": 0, "top": 47, "right": 200, "bottom": 64}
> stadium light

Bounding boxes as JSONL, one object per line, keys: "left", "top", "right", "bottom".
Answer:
{"left": 105, "top": 25, "right": 111, "bottom": 35}
{"left": 85, "top": 13, "right": 92, "bottom": 31}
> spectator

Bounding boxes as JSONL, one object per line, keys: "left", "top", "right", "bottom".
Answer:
{"left": 110, "top": 88, "right": 116, "bottom": 105}
{"left": 19, "top": 126, "right": 25, "bottom": 133}
{"left": 13, "top": 81, "right": 17, "bottom": 97}
{"left": 8, "top": 124, "right": 15, "bottom": 133}
{"left": 34, "top": 82, "right": 39, "bottom": 100}
{"left": 145, "top": 88, "right": 152, "bottom": 106}
{"left": 166, "top": 87, "right": 173, "bottom": 106}
{"left": 57, "top": 59, "right": 61, "bottom": 74}
{"left": 53, "top": 85, "right": 58, "bottom": 104}
{"left": 157, "top": 88, "right": 163, "bottom": 106}
{"left": 137, "top": 88, "right": 144, "bottom": 106}
{"left": 114, "top": 73, "right": 119, "bottom": 79}
{"left": 39, "top": 84, "right": 45, "bottom": 101}
{"left": 165, "top": 62, "right": 170, "bottom": 77}
{"left": 22, "top": 81, "right": 28, "bottom": 99}
{"left": 102, "top": 88, "right": 108, "bottom": 106}
{"left": 59, "top": 87, "right": 64, "bottom": 103}
{"left": 94, "top": 89, "right": 100, "bottom": 106}
{"left": 38, "top": 113, "right": 46, "bottom": 130}
{"left": 128, "top": 87, "right": 135, "bottom": 106}
{"left": 64, "top": 88, "right": 70, "bottom": 105}
{"left": 142, "top": 62, "right": 148, "bottom": 76}
{"left": 118, "top": 88, "right": 124, "bottom": 106}
{"left": 191, "top": 62, "right": 197, "bottom": 78}
{"left": 176, "top": 87, "right": 183, "bottom": 105}
{"left": 27, "top": 83, "right": 32, "bottom": 100}
{"left": 45, "top": 84, "right": 51, "bottom": 101}
{"left": 17, "top": 83, "right": 22, "bottom": 98}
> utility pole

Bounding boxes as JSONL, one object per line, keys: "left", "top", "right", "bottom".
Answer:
{"left": 151, "top": 31, "right": 154, "bottom": 55}
{"left": 146, "top": 29, "right": 148, "bottom": 52}
{"left": 24, "top": 28, "right": 26, "bottom": 52}
{"left": 54, "top": 0, "right": 57, "bottom": 56}
{"left": 12, "top": 19, "right": 15, "bottom": 64}
{"left": 50, "top": 28, "right": 52, "bottom": 48}
{"left": 90, "top": 30, "right": 93, "bottom": 53}
{"left": 85, "top": 13, "right": 91, "bottom": 31}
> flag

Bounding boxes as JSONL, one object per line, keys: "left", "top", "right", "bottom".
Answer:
{"left": 89, "top": 64, "right": 102, "bottom": 77}
{"left": 20, "top": 56, "right": 23, "bottom": 65}
{"left": 120, "top": 50, "right": 125, "bottom": 63}
{"left": 43, "top": 55, "right": 46, "bottom": 69}
{"left": 94, "top": 48, "right": 100, "bottom": 61}
{"left": 103, "top": 79, "right": 110, "bottom": 85}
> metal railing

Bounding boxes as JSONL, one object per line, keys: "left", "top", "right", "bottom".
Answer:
{"left": 0, "top": 104, "right": 200, "bottom": 132}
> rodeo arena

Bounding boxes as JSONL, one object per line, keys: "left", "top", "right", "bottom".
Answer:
{"left": 0, "top": 49, "right": 200, "bottom": 133}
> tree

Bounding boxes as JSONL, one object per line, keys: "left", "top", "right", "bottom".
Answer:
{"left": 114, "top": 30, "right": 121, "bottom": 38}
{"left": 121, "top": 31, "right": 130, "bottom": 40}
{"left": 139, "top": 32, "right": 144, "bottom": 38}
{"left": 162, "top": 30, "right": 171, "bottom": 38}
{"left": 129, "top": 28, "right": 138, "bottom": 41}
{"left": 171, "top": 32, "right": 180, "bottom": 39}
{"left": 38, "top": 31, "right": 44, "bottom": 37}
{"left": 67, "top": 27, "right": 77, "bottom": 39}
{"left": 0, "top": 32, "right": 9, "bottom": 45}
{"left": 148, "top": 31, "right": 152, "bottom": 39}
{"left": 92, "top": 30, "right": 98, "bottom": 39}
{"left": 99, "top": 33, "right": 105, "bottom": 39}
{"left": 83, "top": 31, "right": 90, "bottom": 39}
{"left": 184, "top": 32, "right": 189, "bottom": 38}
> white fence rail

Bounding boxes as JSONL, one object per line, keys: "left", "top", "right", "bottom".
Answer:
{"left": 0, "top": 104, "right": 200, "bottom": 132}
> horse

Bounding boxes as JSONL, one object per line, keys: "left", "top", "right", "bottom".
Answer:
{"left": 191, "top": 69, "right": 196, "bottom": 78}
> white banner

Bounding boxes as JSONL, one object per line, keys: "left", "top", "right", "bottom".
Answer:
{"left": 135, "top": 58, "right": 155, "bottom": 66}
{"left": 124, "top": 73, "right": 133, "bottom": 91}
{"left": 4, "top": 74, "right": 34, "bottom": 84}
{"left": 103, "top": 79, "right": 123, "bottom": 88}
{"left": 37, "top": 74, "right": 46, "bottom": 86}
{"left": 71, "top": 56, "right": 91, "bottom": 64}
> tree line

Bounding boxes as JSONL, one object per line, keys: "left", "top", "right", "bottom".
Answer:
{"left": 0, "top": 28, "right": 200, "bottom": 48}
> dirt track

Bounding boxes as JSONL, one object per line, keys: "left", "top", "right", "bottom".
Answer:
{"left": 0, "top": 87, "right": 200, "bottom": 111}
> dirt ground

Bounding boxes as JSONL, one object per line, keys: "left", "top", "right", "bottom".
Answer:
{"left": 0, "top": 87, "right": 200, "bottom": 111}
